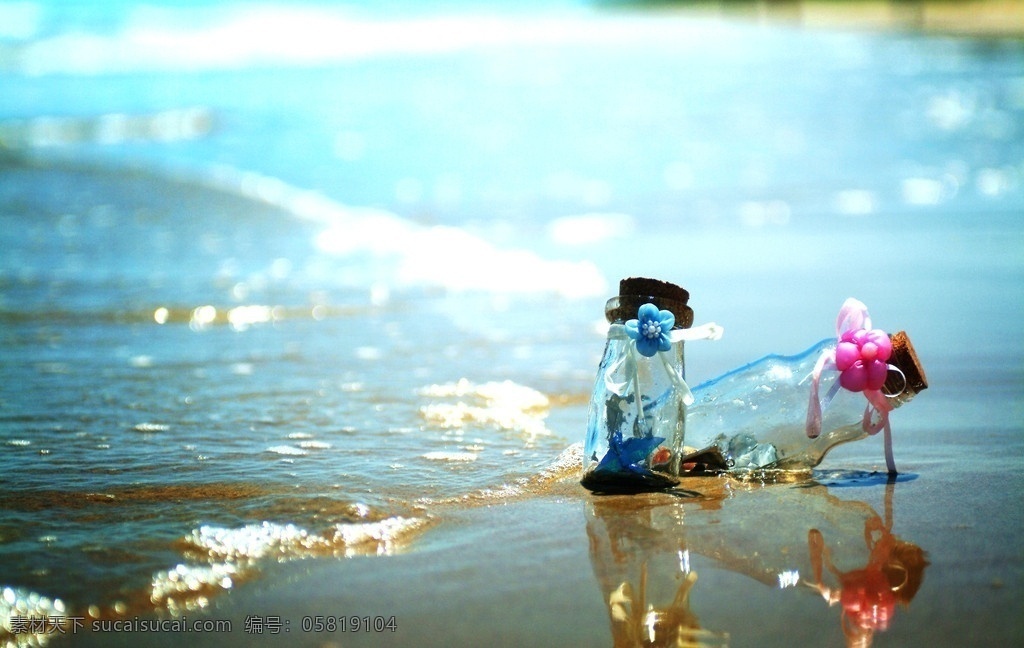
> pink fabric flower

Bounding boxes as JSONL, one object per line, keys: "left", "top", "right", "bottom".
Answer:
{"left": 835, "top": 328, "right": 892, "bottom": 392}
{"left": 806, "top": 298, "right": 903, "bottom": 474}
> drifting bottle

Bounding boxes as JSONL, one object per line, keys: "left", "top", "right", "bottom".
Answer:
{"left": 682, "top": 299, "right": 927, "bottom": 475}
{"left": 581, "top": 277, "right": 722, "bottom": 492}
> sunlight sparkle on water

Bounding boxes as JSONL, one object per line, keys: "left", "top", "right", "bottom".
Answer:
{"left": 777, "top": 570, "right": 801, "bottom": 588}
{"left": 419, "top": 379, "right": 553, "bottom": 446}
{"left": 189, "top": 305, "right": 217, "bottom": 331}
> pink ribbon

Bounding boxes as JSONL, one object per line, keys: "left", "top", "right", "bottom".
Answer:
{"left": 805, "top": 299, "right": 903, "bottom": 474}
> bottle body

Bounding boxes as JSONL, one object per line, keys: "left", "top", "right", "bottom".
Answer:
{"left": 685, "top": 338, "right": 911, "bottom": 471}
{"left": 583, "top": 335, "right": 687, "bottom": 482}
{"left": 581, "top": 280, "right": 698, "bottom": 492}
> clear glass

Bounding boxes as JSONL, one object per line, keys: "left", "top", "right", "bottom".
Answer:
{"left": 583, "top": 335, "right": 688, "bottom": 481}
{"left": 685, "top": 338, "right": 914, "bottom": 472}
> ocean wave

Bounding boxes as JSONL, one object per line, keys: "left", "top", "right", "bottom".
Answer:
{"left": 183, "top": 517, "right": 430, "bottom": 562}
{"left": 0, "top": 153, "right": 607, "bottom": 299}
{"left": 148, "top": 516, "right": 431, "bottom": 613}
{"left": 418, "top": 379, "right": 554, "bottom": 446}
{"left": 3, "top": 4, "right": 708, "bottom": 76}
{"left": 195, "top": 164, "right": 607, "bottom": 297}
{"left": 421, "top": 442, "right": 584, "bottom": 505}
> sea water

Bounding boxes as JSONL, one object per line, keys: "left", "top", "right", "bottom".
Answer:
{"left": 1, "top": 0, "right": 1022, "bottom": 643}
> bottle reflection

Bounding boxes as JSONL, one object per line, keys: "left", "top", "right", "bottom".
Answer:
{"left": 805, "top": 485, "right": 928, "bottom": 647}
{"left": 586, "top": 478, "right": 927, "bottom": 647}
{"left": 587, "top": 493, "right": 729, "bottom": 647}
{"left": 607, "top": 565, "right": 716, "bottom": 647}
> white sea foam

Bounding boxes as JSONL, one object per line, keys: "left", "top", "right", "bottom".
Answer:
{"left": 156, "top": 521, "right": 417, "bottom": 611}
{"left": 150, "top": 562, "right": 237, "bottom": 613}
{"left": 9, "top": 7, "right": 720, "bottom": 76}
{"left": 419, "top": 379, "right": 553, "bottom": 445}
{"left": 419, "top": 379, "right": 549, "bottom": 410}
{"left": 184, "top": 521, "right": 327, "bottom": 562}
{"left": 133, "top": 422, "right": 170, "bottom": 433}
{"left": 265, "top": 445, "right": 307, "bottom": 456}
{"left": 315, "top": 216, "right": 606, "bottom": 297}
{"left": 183, "top": 517, "right": 428, "bottom": 562}
{"left": 422, "top": 451, "right": 479, "bottom": 462}
{"left": 186, "top": 165, "right": 606, "bottom": 297}
{"left": 329, "top": 517, "right": 430, "bottom": 556}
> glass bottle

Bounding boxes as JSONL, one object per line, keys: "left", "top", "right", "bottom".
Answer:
{"left": 582, "top": 277, "right": 722, "bottom": 492}
{"left": 682, "top": 329, "right": 927, "bottom": 474}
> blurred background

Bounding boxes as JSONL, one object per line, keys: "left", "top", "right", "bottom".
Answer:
{"left": 2, "top": 1, "right": 1022, "bottom": 356}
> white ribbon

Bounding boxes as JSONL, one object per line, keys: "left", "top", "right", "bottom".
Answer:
{"left": 607, "top": 321, "right": 723, "bottom": 407}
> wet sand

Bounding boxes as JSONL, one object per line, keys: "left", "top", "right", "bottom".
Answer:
{"left": 615, "top": 0, "right": 1024, "bottom": 37}
{"left": 70, "top": 358, "right": 1024, "bottom": 647}
{"left": 68, "top": 465, "right": 1023, "bottom": 647}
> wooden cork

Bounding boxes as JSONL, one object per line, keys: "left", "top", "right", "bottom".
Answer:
{"left": 605, "top": 277, "right": 694, "bottom": 329}
{"left": 886, "top": 330, "right": 928, "bottom": 397}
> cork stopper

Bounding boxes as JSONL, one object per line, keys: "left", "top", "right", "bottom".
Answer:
{"left": 604, "top": 276, "right": 694, "bottom": 329}
{"left": 885, "top": 331, "right": 927, "bottom": 400}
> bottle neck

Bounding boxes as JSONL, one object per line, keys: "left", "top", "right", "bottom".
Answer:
{"left": 885, "top": 331, "right": 927, "bottom": 406}
{"left": 605, "top": 295, "right": 694, "bottom": 329}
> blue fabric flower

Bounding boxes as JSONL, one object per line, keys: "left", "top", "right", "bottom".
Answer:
{"left": 625, "top": 303, "right": 674, "bottom": 357}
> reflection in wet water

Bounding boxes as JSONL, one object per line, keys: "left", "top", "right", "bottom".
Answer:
{"left": 807, "top": 514, "right": 927, "bottom": 645}
{"left": 587, "top": 489, "right": 728, "bottom": 646}
{"left": 606, "top": 565, "right": 727, "bottom": 648}
{"left": 586, "top": 478, "right": 927, "bottom": 646}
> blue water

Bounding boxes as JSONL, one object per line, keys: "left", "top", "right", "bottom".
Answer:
{"left": 1, "top": 1, "right": 1023, "bottom": 646}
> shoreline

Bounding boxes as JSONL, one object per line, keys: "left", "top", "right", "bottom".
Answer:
{"left": 603, "top": 1, "right": 1024, "bottom": 38}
